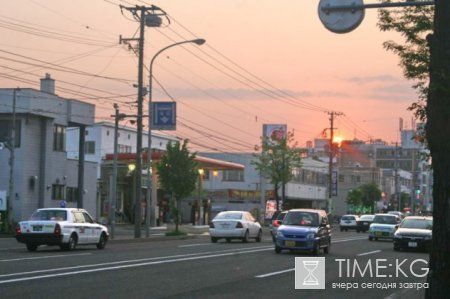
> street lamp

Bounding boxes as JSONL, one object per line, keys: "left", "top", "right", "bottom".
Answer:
{"left": 146, "top": 38, "right": 205, "bottom": 236}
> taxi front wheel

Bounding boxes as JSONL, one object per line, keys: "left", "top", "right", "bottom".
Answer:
{"left": 96, "top": 233, "right": 107, "bottom": 249}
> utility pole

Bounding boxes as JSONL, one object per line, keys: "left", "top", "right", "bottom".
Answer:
{"left": 327, "top": 111, "right": 342, "bottom": 214}
{"left": 109, "top": 104, "right": 121, "bottom": 240}
{"left": 119, "top": 5, "right": 163, "bottom": 238}
{"left": 7, "top": 88, "right": 17, "bottom": 231}
{"left": 394, "top": 142, "right": 400, "bottom": 211}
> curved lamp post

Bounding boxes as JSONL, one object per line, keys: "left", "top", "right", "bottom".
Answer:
{"left": 146, "top": 38, "right": 206, "bottom": 236}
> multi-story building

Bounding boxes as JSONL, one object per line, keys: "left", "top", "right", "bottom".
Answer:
{"left": 67, "top": 122, "right": 178, "bottom": 178}
{"left": 0, "top": 74, "right": 97, "bottom": 223}
{"left": 196, "top": 153, "right": 328, "bottom": 222}
{"left": 312, "top": 125, "right": 431, "bottom": 215}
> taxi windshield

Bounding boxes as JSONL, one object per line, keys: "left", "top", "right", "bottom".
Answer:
{"left": 30, "top": 210, "right": 67, "bottom": 221}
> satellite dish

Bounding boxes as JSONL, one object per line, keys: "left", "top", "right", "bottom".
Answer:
{"left": 318, "top": 0, "right": 365, "bottom": 34}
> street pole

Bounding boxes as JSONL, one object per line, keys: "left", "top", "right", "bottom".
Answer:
{"left": 119, "top": 4, "right": 166, "bottom": 238}
{"left": 394, "top": 142, "right": 400, "bottom": 211}
{"left": 146, "top": 38, "right": 206, "bottom": 232}
{"left": 109, "top": 104, "right": 120, "bottom": 239}
{"left": 327, "top": 111, "right": 342, "bottom": 213}
{"left": 7, "top": 88, "right": 17, "bottom": 230}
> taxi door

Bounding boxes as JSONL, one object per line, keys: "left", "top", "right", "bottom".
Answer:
{"left": 82, "top": 211, "right": 99, "bottom": 243}
{"left": 72, "top": 211, "right": 89, "bottom": 244}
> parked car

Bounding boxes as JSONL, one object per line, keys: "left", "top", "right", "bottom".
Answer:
{"left": 209, "top": 211, "right": 262, "bottom": 243}
{"left": 339, "top": 214, "right": 359, "bottom": 231}
{"left": 393, "top": 216, "right": 432, "bottom": 252}
{"left": 15, "top": 208, "right": 109, "bottom": 252}
{"left": 356, "top": 214, "right": 375, "bottom": 233}
{"left": 274, "top": 209, "right": 331, "bottom": 255}
{"left": 368, "top": 214, "right": 400, "bottom": 241}
{"left": 270, "top": 211, "right": 288, "bottom": 242}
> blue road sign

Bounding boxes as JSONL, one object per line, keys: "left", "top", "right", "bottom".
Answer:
{"left": 151, "top": 102, "right": 176, "bottom": 130}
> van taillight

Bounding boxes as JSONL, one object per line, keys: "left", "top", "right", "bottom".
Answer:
{"left": 236, "top": 222, "right": 243, "bottom": 228}
{"left": 54, "top": 223, "right": 61, "bottom": 235}
{"left": 15, "top": 224, "right": 22, "bottom": 236}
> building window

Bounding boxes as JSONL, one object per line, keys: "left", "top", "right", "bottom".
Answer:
{"left": 52, "top": 184, "right": 65, "bottom": 200}
{"left": 66, "top": 187, "right": 78, "bottom": 202}
{"left": 53, "top": 125, "right": 66, "bottom": 151}
{"left": 339, "top": 175, "right": 345, "bottom": 183}
{"left": 0, "top": 120, "right": 21, "bottom": 147}
{"left": 222, "top": 170, "right": 244, "bottom": 182}
{"left": 128, "top": 134, "right": 131, "bottom": 140}
{"left": 106, "top": 130, "right": 110, "bottom": 136}
{"left": 118, "top": 144, "right": 132, "bottom": 153}
{"left": 84, "top": 141, "right": 95, "bottom": 154}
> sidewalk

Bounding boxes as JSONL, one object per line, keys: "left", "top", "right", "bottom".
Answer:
{"left": 108, "top": 223, "right": 211, "bottom": 243}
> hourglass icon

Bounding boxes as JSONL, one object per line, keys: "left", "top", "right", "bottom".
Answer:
{"left": 302, "top": 260, "right": 319, "bottom": 286}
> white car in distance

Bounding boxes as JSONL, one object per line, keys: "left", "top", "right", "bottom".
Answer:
{"left": 209, "top": 211, "right": 262, "bottom": 243}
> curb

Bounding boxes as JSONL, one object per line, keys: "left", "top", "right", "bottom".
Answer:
{"left": 108, "top": 233, "right": 205, "bottom": 244}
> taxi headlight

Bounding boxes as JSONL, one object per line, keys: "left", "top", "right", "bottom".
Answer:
{"left": 276, "top": 230, "right": 284, "bottom": 238}
{"left": 394, "top": 233, "right": 402, "bottom": 239}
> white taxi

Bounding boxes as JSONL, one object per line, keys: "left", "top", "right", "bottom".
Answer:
{"left": 15, "top": 208, "right": 109, "bottom": 252}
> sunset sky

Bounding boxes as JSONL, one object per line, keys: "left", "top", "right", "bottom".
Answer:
{"left": 1, "top": 0, "right": 419, "bottom": 152}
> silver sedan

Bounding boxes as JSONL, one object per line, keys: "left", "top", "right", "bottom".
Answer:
{"left": 209, "top": 211, "right": 262, "bottom": 243}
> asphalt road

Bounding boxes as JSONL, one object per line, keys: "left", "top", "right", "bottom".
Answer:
{"left": 0, "top": 229, "right": 429, "bottom": 299}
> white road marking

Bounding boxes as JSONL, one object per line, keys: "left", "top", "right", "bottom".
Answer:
{"left": 332, "top": 236, "right": 367, "bottom": 243}
{"left": 178, "top": 243, "right": 212, "bottom": 248}
{"left": 0, "top": 247, "right": 272, "bottom": 284}
{"left": 0, "top": 253, "right": 92, "bottom": 262}
{"left": 357, "top": 250, "right": 381, "bottom": 256}
{"left": 255, "top": 236, "right": 372, "bottom": 279}
{"left": 255, "top": 268, "right": 295, "bottom": 278}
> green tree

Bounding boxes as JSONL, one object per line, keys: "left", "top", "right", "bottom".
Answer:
{"left": 378, "top": 3, "right": 433, "bottom": 143}
{"left": 156, "top": 140, "right": 198, "bottom": 233}
{"left": 252, "top": 131, "right": 304, "bottom": 211}
{"left": 346, "top": 188, "right": 363, "bottom": 207}
{"left": 379, "top": 2, "right": 450, "bottom": 296}
{"left": 359, "top": 183, "right": 382, "bottom": 214}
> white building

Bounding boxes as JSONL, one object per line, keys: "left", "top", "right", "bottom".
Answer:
{"left": 67, "top": 122, "right": 178, "bottom": 178}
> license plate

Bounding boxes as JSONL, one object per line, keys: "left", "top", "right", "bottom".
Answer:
{"left": 345, "top": 221, "right": 350, "bottom": 223}
{"left": 408, "top": 242, "right": 418, "bottom": 248}
{"left": 33, "top": 225, "right": 43, "bottom": 231}
{"left": 285, "top": 240, "right": 296, "bottom": 247}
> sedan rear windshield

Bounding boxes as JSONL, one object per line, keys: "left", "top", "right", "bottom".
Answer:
{"left": 341, "top": 216, "right": 356, "bottom": 220}
{"left": 215, "top": 212, "right": 242, "bottom": 220}
{"left": 30, "top": 210, "right": 67, "bottom": 221}
{"left": 373, "top": 215, "right": 397, "bottom": 224}
{"left": 284, "top": 212, "right": 319, "bottom": 226}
